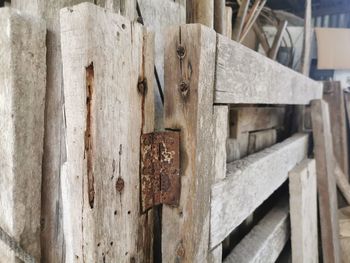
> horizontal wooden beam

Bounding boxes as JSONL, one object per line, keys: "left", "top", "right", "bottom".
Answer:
{"left": 215, "top": 34, "right": 323, "bottom": 104}
{"left": 223, "top": 198, "right": 289, "bottom": 263}
{"left": 210, "top": 133, "right": 308, "bottom": 248}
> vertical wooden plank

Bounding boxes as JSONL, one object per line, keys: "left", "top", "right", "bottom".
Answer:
{"left": 214, "top": 0, "right": 225, "bottom": 34}
{"left": 186, "top": 0, "right": 214, "bottom": 28}
{"left": 323, "top": 81, "right": 349, "bottom": 179}
{"left": 311, "top": 99, "right": 341, "bottom": 263}
{"left": 232, "top": 0, "right": 249, "bottom": 41}
{"left": 301, "top": 0, "right": 312, "bottom": 75}
{"left": 60, "top": 3, "right": 154, "bottom": 262}
{"left": 247, "top": 129, "right": 277, "bottom": 154}
{"left": 0, "top": 8, "right": 46, "bottom": 262}
{"left": 268, "top": 20, "right": 288, "bottom": 60}
{"left": 289, "top": 159, "right": 318, "bottom": 263}
{"left": 163, "top": 24, "right": 216, "bottom": 262}
{"left": 214, "top": 106, "right": 228, "bottom": 181}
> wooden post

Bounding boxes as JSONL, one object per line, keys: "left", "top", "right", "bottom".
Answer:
{"left": 10, "top": 0, "right": 136, "bottom": 261}
{"left": 301, "top": 0, "right": 312, "bottom": 76}
{"left": 163, "top": 24, "right": 216, "bottom": 262}
{"left": 268, "top": 20, "right": 288, "bottom": 60}
{"left": 232, "top": 0, "right": 249, "bottom": 41}
{"left": 0, "top": 8, "right": 46, "bottom": 262}
{"left": 60, "top": 3, "right": 154, "bottom": 262}
{"left": 311, "top": 99, "right": 341, "bottom": 263}
{"left": 186, "top": 0, "right": 214, "bottom": 28}
{"left": 289, "top": 159, "right": 319, "bottom": 263}
{"left": 214, "top": 0, "right": 225, "bottom": 34}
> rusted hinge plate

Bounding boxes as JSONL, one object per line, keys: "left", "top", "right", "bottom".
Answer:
{"left": 141, "top": 131, "right": 180, "bottom": 212}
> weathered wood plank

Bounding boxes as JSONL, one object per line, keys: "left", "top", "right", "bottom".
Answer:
{"left": 230, "top": 107, "right": 285, "bottom": 138}
{"left": 247, "top": 129, "right": 277, "bottom": 155}
{"left": 186, "top": 0, "right": 214, "bottom": 27}
{"left": 60, "top": 3, "right": 154, "bottom": 262}
{"left": 339, "top": 207, "right": 350, "bottom": 262}
{"left": 232, "top": 0, "right": 249, "bottom": 41}
{"left": 289, "top": 159, "right": 318, "bottom": 263}
{"left": 311, "top": 99, "right": 341, "bottom": 263}
{"left": 225, "top": 6, "right": 233, "bottom": 38}
{"left": 0, "top": 8, "right": 46, "bottom": 262}
{"left": 163, "top": 24, "right": 216, "bottom": 262}
{"left": 138, "top": 0, "right": 185, "bottom": 130}
{"left": 210, "top": 133, "right": 308, "bottom": 248}
{"left": 323, "top": 81, "right": 349, "bottom": 179}
{"left": 214, "top": 106, "right": 228, "bottom": 181}
{"left": 215, "top": 34, "right": 323, "bottom": 104}
{"left": 224, "top": 198, "right": 289, "bottom": 263}
{"left": 214, "top": 0, "right": 225, "bottom": 34}
{"left": 301, "top": 0, "right": 312, "bottom": 75}
{"left": 209, "top": 244, "right": 223, "bottom": 263}
{"left": 268, "top": 20, "right": 288, "bottom": 60}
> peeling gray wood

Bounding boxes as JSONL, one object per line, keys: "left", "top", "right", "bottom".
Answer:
{"left": 210, "top": 134, "right": 308, "bottom": 248}
{"left": 224, "top": 199, "right": 289, "bottom": 263}
{"left": 289, "top": 159, "right": 318, "bottom": 263}
{"left": 0, "top": 8, "right": 46, "bottom": 262}
{"left": 311, "top": 99, "right": 340, "bottom": 263}
{"left": 215, "top": 34, "right": 323, "bottom": 104}
{"left": 138, "top": 0, "right": 185, "bottom": 130}
{"left": 60, "top": 3, "right": 154, "bottom": 262}
{"left": 163, "top": 24, "right": 216, "bottom": 263}
{"left": 214, "top": 106, "right": 228, "bottom": 181}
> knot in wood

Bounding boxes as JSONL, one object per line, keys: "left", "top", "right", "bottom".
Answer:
{"left": 116, "top": 177, "right": 125, "bottom": 193}
{"left": 176, "top": 45, "right": 186, "bottom": 59}
{"left": 137, "top": 77, "right": 148, "bottom": 95}
{"left": 179, "top": 80, "right": 189, "bottom": 97}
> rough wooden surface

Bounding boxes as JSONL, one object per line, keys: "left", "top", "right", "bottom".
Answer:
{"left": 0, "top": 8, "right": 46, "bottom": 262}
{"left": 224, "top": 198, "right": 289, "bottom": 263}
{"left": 226, "top": 138, "right": 241, "bottom": 163}
{"left": 311, "top": 99, "right": 341, "bottom": 263}
{"left": 247, "top": 129, "right": 277, "bottom": 155}
{"left": 60, "top": 3, "right": 154, "bottom": 262}
{"left": 138, "top": 0, "right": 185, "bottom": 130}
{"left": 209, "top": 244, "right": 223, "bottom": 263}
{"left": 215, "top": 34, "right": 323, "bottom": 104}
{"left": 10, "top": 1, "right": 136, "bottom": 261}
{"left": 230, "top": 107, "right": 285, "bottom": 137}
{"left": 163, "top": 24, "right": 216, "bottom": 263}
{"left": 186, "top": 0, "right": 213, "bottom": 28}
{"left": 289, "top": 159, "right": 319, "bottom": 263}
{"left": 210, "top": 133, "right": 308, "bottom": 248}
{"left": 339, "top": 207, "right": 350, "bottom": 263}
{"left": 214, "top": 106, "right": 229, "bottom": 181}
{"left": 323, "top": 81, "right": 349, "bottom": 179}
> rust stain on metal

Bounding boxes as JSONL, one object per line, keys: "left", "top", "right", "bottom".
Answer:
{"left": 140, "top": 131, "right": 180, "bottom": 212}
{"left": 85, "top": 62, "right": 95, "bottom": 209}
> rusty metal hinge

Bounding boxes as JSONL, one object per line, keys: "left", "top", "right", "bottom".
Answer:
{"left": 141, "top": 131, "right": 180, "bottom": 212}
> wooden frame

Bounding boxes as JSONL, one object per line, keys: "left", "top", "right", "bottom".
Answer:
{"left": 163, "top": 24, "right": 322, "bottom": 262}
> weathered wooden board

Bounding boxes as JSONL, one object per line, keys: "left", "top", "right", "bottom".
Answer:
{"left": 311, "top": 99, "right": 341, "bottom": 263}
{"left": 11, "top": 0, "right": 136, "bottom": 261}
{"left": 230, "top": 107, "right": 285, "bottom": 138}
{"left": 339, "top": 207, "right": 350, "bottom": 262}
{"left": 210, "top": 133, "right": 308, "bottom": 248}
{"left": 163, "top": 24, "right": 216, "bottom": 262}
{"left": 224, "top": 198, "right": 290, "bottom": 263}
{"left": 247, "top": 129, "right": 277, "bottom": 155}
{"left": 209, "top": 244, "right": 223, "bottom": 263}
{"left": 138, "top": 0, "right": 185, "bottom": 130}
{"left": 214, "top": 0, "right": 225, "bottom": 34}
{"left": 323, "top": 81, "right": 349, "bottom": 179}
{"left": 215, "top": 34, "right": 323, "bottom": 104}
{"left": 186, "top": 0, "right": 214, "bottom": 28}
{"left": 226, "top": 138, "right": 241, "bottom": 163}
{"left": 214, "top": 106, "right": 229, "bottom": 181}
{"left": 225, "top": 6, "right": 233, "bottom": 38}
{"left": 289, "top": 159, "right": 318, "bottom": 263}
{"left": 60, "top": 3, "right": 154, "bottom": 262}
{"left": 0, "top": 8, "right": 46, "bottom": 262}
{"left": 232, "top": 0, "right": 249, "bottom": 41}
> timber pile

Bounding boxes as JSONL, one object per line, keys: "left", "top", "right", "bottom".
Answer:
{"left": 0, "top": 1, "right": 349, "bottom": 263}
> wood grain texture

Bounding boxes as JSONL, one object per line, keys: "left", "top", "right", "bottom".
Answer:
{"left": 215, "top": 34, "right": 323, "bottom": 104}
{"left": 230, "top": 107, "right": 285, "bottom": 138}
{"left": 138, "top": 0, "right": 185, "bottom": 130}
{"left": 311, "top": 99, "right": 341, "bottom": 263}
{"left": 289, "top": 159, "right": 319, "bottom": 263}
{"left": 0, "top": 8, "right": 46, "bottom": 262}
{"left": 10, "top": 0, "right": 136, "bottom": 261}
{"left": 214, "top": 106, "right": 229, "bottom": 181}
{"left": 186, "top": 0, "right": 214, "bottom": 27}
{"left": 210, "top": 133, "right": 308, "bottom": 248}
{"left": 163, "top": 24, "right": 216, "bottom": 263}
{"left": 60, "top": 3, "right": 154, "bottom": 262}
{"left": 224, "top": 198, "right": 289, "bottom": 263}
{"left": 323, "top": 81, "right": 349, "bottom": 179}
{"left": 247, "top": 129, "right": 277, "bottom": 155}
